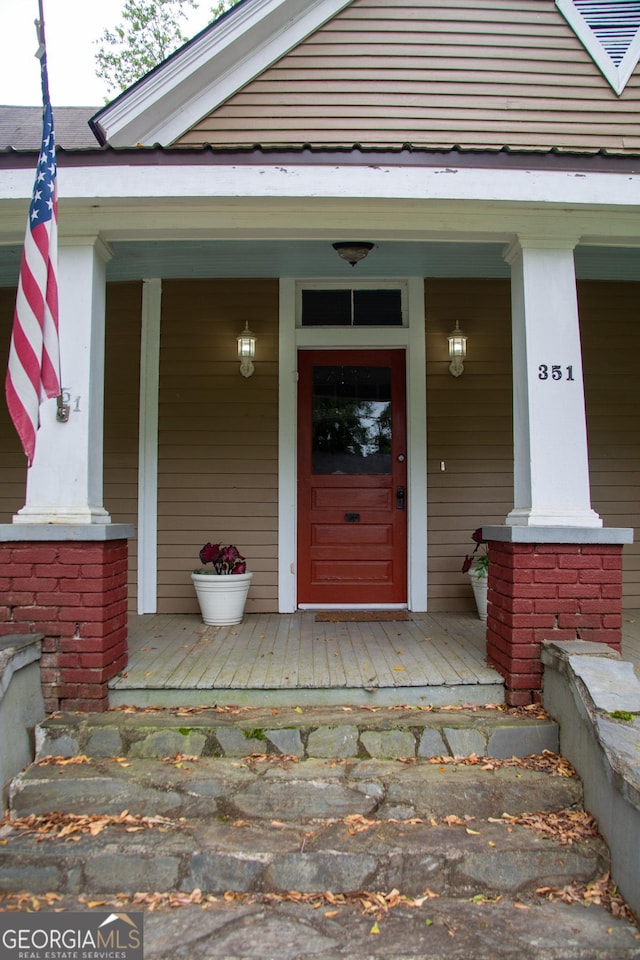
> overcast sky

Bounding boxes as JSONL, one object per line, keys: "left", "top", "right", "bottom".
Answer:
{"left": 0, "top": 0, "right": 212, "bottom": 106}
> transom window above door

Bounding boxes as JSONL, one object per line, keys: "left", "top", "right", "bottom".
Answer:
{"left": 299, "top": 285, "right": 405, "bottom": 327}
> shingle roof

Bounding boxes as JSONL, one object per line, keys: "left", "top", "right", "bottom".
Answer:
{"left": 0, "top": 106, "right": 100, "bottom": 150}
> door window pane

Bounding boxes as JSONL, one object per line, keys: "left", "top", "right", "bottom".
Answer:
{"left": 312, "top": 365, "right": 392, "bottom": 475}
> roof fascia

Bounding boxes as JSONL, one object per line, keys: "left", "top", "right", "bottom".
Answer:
{"left": 555, "top": 0, "right": 640, "bottom": 95}
{"left": 92, "top": 0, "right": 354, "bottom": 148}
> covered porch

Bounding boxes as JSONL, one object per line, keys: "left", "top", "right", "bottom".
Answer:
{"left": 108, "top": 610, "right": 640, "bottom": 710}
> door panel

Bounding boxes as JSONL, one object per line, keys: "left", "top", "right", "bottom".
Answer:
{"left": 297, "top": 350, "right": 407, "bottom": 604}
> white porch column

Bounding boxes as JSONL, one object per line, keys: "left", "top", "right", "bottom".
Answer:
{"left": 503, "top": 237, "right": 602, "bottom": 528}
{"left": 13, "top": 236, "right": 113, "bottom": 524}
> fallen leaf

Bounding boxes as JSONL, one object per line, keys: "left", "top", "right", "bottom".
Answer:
{"left": 442, "top": 815, "right": 465, "bottom": 827}
{"left": 370, "top": 921, "right": 380, "bottom": 935}
{"left": 1, "top": 810, "right": 175, "bottom": 842}
{"left": 36, "top": 755, "right": 92, "bottom": 767}
{"left": 536, "top": 872, "right": 636, "bottom": 923}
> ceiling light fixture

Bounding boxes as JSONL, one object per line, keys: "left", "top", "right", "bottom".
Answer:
{"left": 332, "top": 241, "right": 375, "bottom": 266}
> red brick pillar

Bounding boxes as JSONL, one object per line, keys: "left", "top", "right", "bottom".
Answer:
{"left": 0, "top": 532, "right": 132, "bottom": 712}
{"left": 485, "top": 535, "right": 628, "bottom": 706}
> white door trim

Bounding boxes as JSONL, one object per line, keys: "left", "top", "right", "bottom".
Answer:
{"left": 277, "top": 277, "right": 427, "bottom": 612}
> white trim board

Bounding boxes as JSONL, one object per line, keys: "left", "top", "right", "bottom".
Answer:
{"left": 137, "top": 279, "right": 162, "bottom": 614}
{"left": 4, "top": 163, "right": 640, "bottom": 211}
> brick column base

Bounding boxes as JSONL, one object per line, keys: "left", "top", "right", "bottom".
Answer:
{"left": 486, "top": 540, "right": 624, "bottom": 706}
{"left": 0, "top": 539, "right": 129, "bottom": 712}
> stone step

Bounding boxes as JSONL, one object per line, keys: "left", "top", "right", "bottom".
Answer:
{"left": 10, "top": 755, "right": 582, "bottom": 823}
{"left": 35, "top": 704, "right": 559, "bottom": 762}
{"left": 0, "top": 811, "right": 608, "bottom": 900}
{"left": 76, "top": 896, "right": 640, "bottom": 960}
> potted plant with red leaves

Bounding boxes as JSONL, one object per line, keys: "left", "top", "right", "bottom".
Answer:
{"left": 191, "top": 542, "right": 252, "bottom": 625}
{"left": 462, "top": 529, "right": 489, "bottom": 622}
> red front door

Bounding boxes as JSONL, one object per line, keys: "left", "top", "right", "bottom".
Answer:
{"left": 297, "top": 350, "right": 408, "bottom": 604}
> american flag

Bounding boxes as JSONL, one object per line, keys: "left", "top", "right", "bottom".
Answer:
{"left": 5, "top": 30, "right": 61, "bottom": 466}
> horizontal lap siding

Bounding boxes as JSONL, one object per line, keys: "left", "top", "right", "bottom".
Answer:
{"left": 178, "top": 0, "right": 640, "bottom": 152}
{"left": 0, "top": 288, "right": 27, "bottom": 522}
{"left": 157, "top": 279, "right": 279, "bottom": 615}
{"left": 104, "top": 282, "right": 142, "bottom": 611}
{"left": 580, "top": 282, "right": 640, "bottom": 607}
{"left": 425, "top": 279, "right": 513, "bottom": 613}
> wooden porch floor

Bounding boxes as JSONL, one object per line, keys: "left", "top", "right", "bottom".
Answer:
{"left": 109, "top": 611, "right": 503, "bottom": 708}
{"left": 108, "top": 610, "right": 640, "bottom": 709}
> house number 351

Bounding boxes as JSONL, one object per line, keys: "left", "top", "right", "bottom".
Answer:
{"left": 538, "top": 365, "right": 575, "bottom": 381}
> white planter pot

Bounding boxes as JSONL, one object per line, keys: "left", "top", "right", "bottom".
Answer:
{"left": 468, "top": 567, "right": 488, "bottom": 622}
{"left": 191, "top": 571, "right": 253, "bottom": 625}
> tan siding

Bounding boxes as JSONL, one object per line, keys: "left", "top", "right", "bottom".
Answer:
{"left": 104, "top": 282, "right": 142, "bottom": 611}
{"left": 177, "top": 0, "right": 640, "bottom": 152}
{"left": 0, "top": 287, "right": 28, "bottom": 521}
{"left": 425, "top": 279, "right": 513, "bottom": 612}
{"left": 579, "top": 282, "right": 640, "bottom": 608}
{"left": 157, "top": 279, "right": 279, "bottom": 615}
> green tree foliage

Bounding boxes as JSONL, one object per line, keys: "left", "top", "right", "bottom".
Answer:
{"left": 95, "top": 0, "right": 238, "bottom": 98}
{"left": 210, "top": 0, "right": 236, "bottom": 16}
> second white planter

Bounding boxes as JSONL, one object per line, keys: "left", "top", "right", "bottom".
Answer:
{"left": 468, "top": 567, "right": 488, "bottom": 622}
{"left": 191, "top": 571, "right": 253, "bottom": 625}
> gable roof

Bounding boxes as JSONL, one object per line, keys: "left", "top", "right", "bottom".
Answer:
{"left": 91, "top": 0, "right": 353, "bottom": 147}
{"left": 92, "top": 0, "right": 640, "bottom": 157}
{"left": 174, "top": 0, "right": 640, "bottom": 154}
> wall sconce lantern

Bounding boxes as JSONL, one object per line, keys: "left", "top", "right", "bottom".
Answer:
{"left": 448, "top": 322, "right": 467, "bottom": 377}
{"left": 447, "top": 320, "right": 467, "bottom": 377}
{"left": 237, "top": 322, "right": 256, "bottom": 378}
{"left": 332, "top": 241, "right": 375, "bottom": 266}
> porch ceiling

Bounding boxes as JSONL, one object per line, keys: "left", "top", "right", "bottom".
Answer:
{"left": 0, "top": 239, "right": 639, "bottom": 287}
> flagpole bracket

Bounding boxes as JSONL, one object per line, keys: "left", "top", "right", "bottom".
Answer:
{"left": 56, "top": 395, "right": 70, "bottom": 423}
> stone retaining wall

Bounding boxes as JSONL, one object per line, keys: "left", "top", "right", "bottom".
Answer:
{"left": 542, "top": 639, "right": 640, "bottom": 919}
{"left": 0, "top": 634, "right": 44, "bottom": 798}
